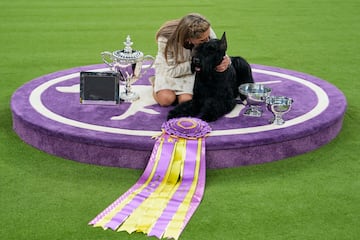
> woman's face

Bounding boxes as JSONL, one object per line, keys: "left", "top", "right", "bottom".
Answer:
{"left": 189, "top": 28, "right": 210, "bottom": 46}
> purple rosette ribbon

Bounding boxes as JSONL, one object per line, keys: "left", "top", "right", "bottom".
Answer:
{"left": 161, "top": 117, "right": 211, "bottom": 139}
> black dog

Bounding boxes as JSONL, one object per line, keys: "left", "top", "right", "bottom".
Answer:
{"left": 167, "top": 32, "right": 254, "bottom": 122}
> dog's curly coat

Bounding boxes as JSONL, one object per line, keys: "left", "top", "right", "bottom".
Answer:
{"left": 167, "top": 32, "right": 254, "bottom": 122}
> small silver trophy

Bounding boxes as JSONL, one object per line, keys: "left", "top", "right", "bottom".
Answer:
{"left": 266, "top": 96, "right": 294, "bottom": 125}
{"left": 239, "top": 83, "right": 272, "bottom": 117}
{"left": 101, "top": 35, "right": 154, "bottom": 102}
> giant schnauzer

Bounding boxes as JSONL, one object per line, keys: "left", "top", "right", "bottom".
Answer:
{"left": 167, "top": 32, "right": 254, "bottom": 122}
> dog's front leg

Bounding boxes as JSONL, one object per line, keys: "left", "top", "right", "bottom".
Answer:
{"left": 199, "top": 98, "right": 236, "bottom": 122}
{"left": 167, "top": 100, "right": 197, "bottom": 120}
{"left": 198, "top": 99, "right": 222, "bottom": 122}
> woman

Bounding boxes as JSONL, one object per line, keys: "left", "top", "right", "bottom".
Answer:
{"left": 152, "top": 13, "right": 231, "bottom": 106}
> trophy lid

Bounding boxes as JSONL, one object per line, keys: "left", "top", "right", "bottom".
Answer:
{"left": 113, "top": 35, "right": 144, "bottom": 62}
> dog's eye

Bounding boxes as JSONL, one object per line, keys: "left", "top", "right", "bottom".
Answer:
{"left": 192, "top": 57, "right": 200, "bottom": 65}
{"left": 206, "top": 45, "right": 216, "bottom": 52}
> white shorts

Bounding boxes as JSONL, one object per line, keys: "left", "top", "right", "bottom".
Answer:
{"left": 153, "top": 74, "right": 195, "bottom": 95}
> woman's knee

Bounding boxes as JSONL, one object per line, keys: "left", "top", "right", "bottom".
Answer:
{"left": 154, "top": 90, "right": 176, "bottom": 106}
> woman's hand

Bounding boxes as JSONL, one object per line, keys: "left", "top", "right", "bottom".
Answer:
{"left": 215, "top": 55, "right": 231, "bottom": 72}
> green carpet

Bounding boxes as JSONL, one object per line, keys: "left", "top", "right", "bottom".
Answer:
{"left": 1, "top": 0, "right": 359, "bottom": 239}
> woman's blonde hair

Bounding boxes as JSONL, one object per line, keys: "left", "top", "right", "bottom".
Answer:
{"left": 156, "top": 13, "right": 211, "bottom": 64}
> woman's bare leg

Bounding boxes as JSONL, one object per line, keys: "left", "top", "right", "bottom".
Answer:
{"left": 178, "top": 93, "right": 192, "bottom": 103}
{"left": 153, "top": 89, "right": 176, "bottom": 106}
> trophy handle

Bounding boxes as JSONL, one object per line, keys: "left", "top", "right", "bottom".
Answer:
{"left": 101, "top": 51, "right": 114, "bottom": 68}
{"left": 140, "top": 55, "right": 155, "bottom": 76}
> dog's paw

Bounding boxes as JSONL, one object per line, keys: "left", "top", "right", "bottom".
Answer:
{"left": 167, "top": 111, "right": 176, "bottom": 120}
{"left": 167, "top": 109, "right": 182, "bottom": 120}
{"left": 200, "top": 113, "right": 219, "bottom": 122}
{"left": 168, "top": 110, "right": 194, "bottom": 121}
{"left": 167, "top": 115, "right": 174, "bottom": 121}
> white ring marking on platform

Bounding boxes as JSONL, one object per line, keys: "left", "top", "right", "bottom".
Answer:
{"left": 29, "top": 68, "right": 329, "bottom": 137}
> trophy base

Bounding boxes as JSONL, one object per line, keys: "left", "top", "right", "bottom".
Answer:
{"left": 243, "top": 107, "right": 263, "bottom": 117}
{"left": 120, "top": 91, "right": 140, "bottom": 102}
{"left": 269, "top": 117, "right": 285, "bottom": 125}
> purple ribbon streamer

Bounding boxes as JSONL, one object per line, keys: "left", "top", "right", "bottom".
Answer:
{"left": 103, "top": 136, "right": 175, "bottom": 230}
{"left": 180, "top": 138, "right": 206, "bottom": 235}
{"left": 148, "top": 139, "right": 205, "bottom": 238}
{"left": 89, "top": 136, "right": 169, "bottom": 226}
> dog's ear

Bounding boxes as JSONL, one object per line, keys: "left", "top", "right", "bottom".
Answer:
{"left": 220, "top": 32, "right": 227, "bottom": 51}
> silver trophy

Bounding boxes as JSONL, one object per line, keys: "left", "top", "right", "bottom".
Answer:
{"left": 266, "top": 96, "right": 294, "bottom": 125}
{"left": 239, "top": 83, "right": 272, "bottom": 117}
{"left": 101, "top": 35, "right": 154, "bottom": 102}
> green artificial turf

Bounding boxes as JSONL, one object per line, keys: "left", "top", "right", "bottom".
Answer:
{"left": 1, "top": 0, "right": 359, "bottom": 239}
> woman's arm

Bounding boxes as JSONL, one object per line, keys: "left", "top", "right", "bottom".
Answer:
{"left": 156, "top": 37, "right": 193, "bottom": 78}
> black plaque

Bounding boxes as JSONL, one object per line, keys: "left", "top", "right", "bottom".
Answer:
{"left": 80, "top": 71, "right": 121, "bottom": 104}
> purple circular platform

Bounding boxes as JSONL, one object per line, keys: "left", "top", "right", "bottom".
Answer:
{"left": 11, "top": 63, "right": 347, "bottom": 169}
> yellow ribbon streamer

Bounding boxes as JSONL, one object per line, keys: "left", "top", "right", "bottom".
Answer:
{"left": 118, "top": 138, "right": 187, "bottom": 234}
{"left": 163, "top": 138, "right": 202, "bottom": 239}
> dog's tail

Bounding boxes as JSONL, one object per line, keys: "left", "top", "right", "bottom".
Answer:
{"left": 230, "top": 56, "right": 254, "bottom": 100}
{"left": 231, "top": 56, "right": 254, "bottom": 84}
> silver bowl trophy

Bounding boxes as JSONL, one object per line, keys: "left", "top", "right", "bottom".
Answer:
{"left": 101, "top": 35, "right": 154, "bottom": 102}
{"left": 266, "top": 96, "right": 294, "bottom": 125}
{"left": 239, "top": 83, "right": 272, "bottom": 117}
